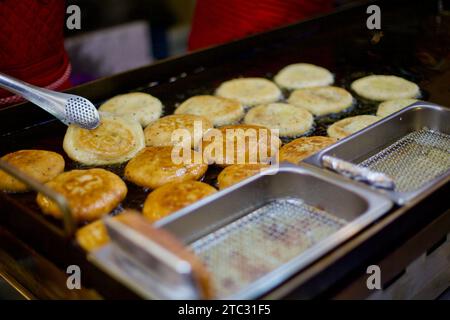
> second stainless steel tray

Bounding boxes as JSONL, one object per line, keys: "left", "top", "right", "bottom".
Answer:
{"left": 306, "top": 103, "right": 450, "bottom": 205}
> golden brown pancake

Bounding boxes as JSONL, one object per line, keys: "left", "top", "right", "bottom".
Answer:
{"left": 274, "top": 63, "right": 334, "bottom": 90}
{"left": 174, "top": 95, "right": 244, "bottom": 126}
{"left": 376, "top": 98, "right": 418, "bottom": 117}
{"left": 0, "top": 150, "right": 65, "bottom": 193}
{"left": 144, "top": 114, "right": 213, "bottom": 148}
{"left": 124, "top": 146, "right": 208, "bottom": 189}
{"left": 63, "top": 112, "right": 145, "bottom": 165}
{"left": 201, "top": 124, "right": 281, "bottom": 167}
{"left": 36, "top": 169, "right": 127, "bottom": 222}
{"left": 98, "top": 92, "right": 163, "bottom": 127}
{"left": 244, "top": 103, "right": 314, "bottom": 137}
{"left": 327, "top": 115, "right": 381, "bottom": 139}
{"left": 351, "top": 75, "right": 420, "bottom": 101}
{"left": 217, "top": 164, "right": 270, "bottom": 190}
{"left": 75, "top": 214, "right": 128, "bottom": 252}
{"left": 279, "top": 136, "right": 337, "bottom": 164}
{"left": 143, "top": 181, "right": 217, "bottom": 222}
{"left": 215, "top": 78, "right": 282, "bottom": 106}
{"left": 287, "top": 86, "right": 354, "bottom": 116}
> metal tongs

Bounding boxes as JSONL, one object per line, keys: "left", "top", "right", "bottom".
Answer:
{"left": 0, "top": 72, "right": 100, "bottom": 129}
{"left": 322, "top": 155, "right": 396, "bottom": 190}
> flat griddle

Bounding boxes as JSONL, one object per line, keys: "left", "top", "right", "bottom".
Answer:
{"left": 0, "top": 0, "right": 449, "bottom": 299}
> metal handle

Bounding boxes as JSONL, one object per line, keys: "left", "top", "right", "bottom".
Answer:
{"left": 0, "top": 72, "right": 67, "bottom": 121}
{"left": 322, "top": 155, "right": 395, "bottom": 190}
{"left": 0, "top": 159, "right": 76, "bottom": 237}
{"left": 90, "top": 213, "right": 213, "bottom": 300}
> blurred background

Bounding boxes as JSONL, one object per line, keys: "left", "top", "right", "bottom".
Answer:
{"left": 64, "top": 0, "right": 195, "bottom": 84}
{"left": 64, "top": 0, "right": 360, "bottom": 85}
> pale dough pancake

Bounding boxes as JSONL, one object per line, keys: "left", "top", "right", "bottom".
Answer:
{"left": 124, "top": 146, "right": 208, "bottom": 189}
{"left": 143, "top": 181, "right": 217, "bottom": 222}
{"left": 244, "top": 103, "right": 314, "bottom": 137}
{"left": 0, "top": 150, "right": 65, "bottom": 193}
{"left": 327, "top": 115, "right": 381, "bottom": 139}
{"left": 288, "top": 86, "right": 354, "bottom": 116}
{"left": 99, "top": 92, "right": 163, "bottom": 127}
{"left": 351, "top": 75, "right": 420, "bottom": 101}
{"left": 274, "top": 63, "right": 334, "bottom": 90}
{"left": 376, "top": 99, "right": 418, "bottom": 117}
{"left": 280, "top": 136, "right": 337, "bottom": 164}
{"left": 144, "top": 114, "right": 213, "bottom": 148}
{"left": 202, "top": 124, "right": 281, "bottom": 166}
{"left": 36, "top": 169, "right": 127, "bottom": 222}
{"left": 63, "top": 112, "right": 145, "bottom": 165}
{"left": 175, "top": 95, "right": 244, "bottom": 126}
{"left": 215, "top": 78, "right": 282, "bottom": 107}
{"left": 217, "top": 164, "right": 270, "bottom": 190}
{"left": 75, "top": 214, "right": 128, "bottom": 252}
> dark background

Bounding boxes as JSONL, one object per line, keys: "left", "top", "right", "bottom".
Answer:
{"left": 63, "top": 0, "right": 366, "bottom": 84}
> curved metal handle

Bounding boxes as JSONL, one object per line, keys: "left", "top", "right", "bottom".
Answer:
{"left": 0, "top": 159, "right": 76, "bottom": 237}
{"left": 322, "top": 155, "right": 396, "bottom": 190}
{"left": 90, "top": 213, "right": 213, "bottom": 300}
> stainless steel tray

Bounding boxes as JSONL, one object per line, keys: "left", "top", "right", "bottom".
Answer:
{"left": 91, "top": 163, "right": 392, "bottom": 299}
{"left": 306, "top": 102, "right": 450, "bottom": 205}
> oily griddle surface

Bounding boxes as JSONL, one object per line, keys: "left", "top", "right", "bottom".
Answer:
{"left": 0, "top": 0, "right": 448, "bottom": 232}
